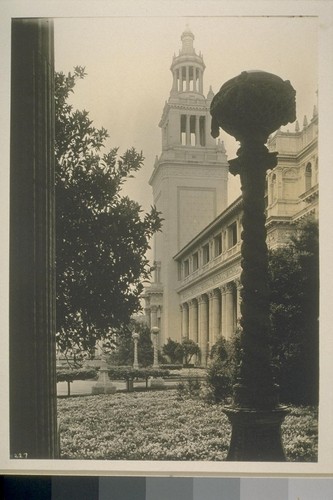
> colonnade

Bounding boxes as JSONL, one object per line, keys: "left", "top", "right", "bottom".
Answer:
{"left": 172, "top": 65, "right": 204, "bottom": 94}
{"left": 180, "top": 280, "right": 241, "bottom": 365}
{"left": 180, "top": 113, "right": 206, "bottom": 146}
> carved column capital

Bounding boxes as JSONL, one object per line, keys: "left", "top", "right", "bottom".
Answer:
{"left": 225, "top": 282, "right": 234, "bottom": 293}
{"left": 234, "top": 278, "right": 242, "bottom": 290}
{"left": 188, "top": 298, "right": 197, "bottom": 309}
{"left": 198, "top": 294, "right": 208, "bottom": 305}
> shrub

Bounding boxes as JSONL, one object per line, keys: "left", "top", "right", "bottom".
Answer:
{"left": 205, "top": 335, "right": 239, "bottom": 403}
{"left": 107, "top": 366, "right": 170, "bottom": 390}
{"left": 176, "top": 378, "right": 202, "bottom": 400}
{"left": 57, "top": 367, "right": 98, "bottom": 396}
{"left": 162, "top": 338, "right": 183, "bottom": 364}
{"left": 159, "top": 364, "right": 183, "bottom": 370}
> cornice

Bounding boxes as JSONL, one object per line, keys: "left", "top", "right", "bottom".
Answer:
{"left": 174, "top": 196, "right": 242, "bottom": 260}
{"left": 149, "top": 160, "right": 228, "bottom": 186}
{"left": 299, "top": 185, "right": 319, "bottom": 203}
{"left": 265, "top": 216, "right": 293, "bottom": 229}
{"left": 177, "top": 260, "right": 241, "bottom": 300}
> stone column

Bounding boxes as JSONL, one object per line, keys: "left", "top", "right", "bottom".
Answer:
{"left": 182, "top": 302, "right": 189, "bottom": 340}
{"left": 193, "top": 66, "right": 197, "bottom": 92}
{"left": 150, "top": 305, "right": 158, "bottom": 329}
{"left": 235, "top": 279, "right": 242, "bottom": 326}
{"left": 211, "top": 289, "right": 221, "bottom": 345}
{"left": 199, "top": 70, "right": 203, "bottom": 94}
{"left": 144, "top": 308, "right": 151, "bottom": 329}
{"left": 189, "top": 299, "right": 199, "bottom": 344}
{"left": 225, "top": 282, "right": 235, "bottom": 340}
{"left": 173, "top": 69, "right": 178, "bottom": 92}
{"left": 195, "top": 115, "right": 200, "bottom": 146}
{"left": 180, "top": 304, "right": 184, "bottom": 339}
{"left": 10, "top": 19, "right": 58, "bottom": 459}
{"left": 220, "top": 285, "right": 227, "bottom": 339}
{"left": 208, "top": 292, "right": 213, "bottom": 349}
{"left": 186, "top": 65, "right": 190, "bottom": 91}
{"left": 198, "top": 295, "right": 209, "bottom": 365}
{"left": 186, "top": 114, "right": 190, "bottom": 145}
{"left": 211, "top": 69, "right": 296, "bottom": 461}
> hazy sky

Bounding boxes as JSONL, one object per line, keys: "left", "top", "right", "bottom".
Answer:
{"left": 54, "top": 15, "right": 318, "bottom": 211}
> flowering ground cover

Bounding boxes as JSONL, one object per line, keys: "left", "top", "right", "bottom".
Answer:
{"left": 57, "top": 390, "right": 318, "bottom": 461}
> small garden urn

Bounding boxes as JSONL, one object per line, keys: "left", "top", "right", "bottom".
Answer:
{"left": 210, "top": 70, "right": 296, "bottom": 461}
{"left": 132, "top": 332, "right": 140, "bottom": 369}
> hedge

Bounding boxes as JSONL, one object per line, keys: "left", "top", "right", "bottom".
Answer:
{"left": 57, "top": 368, "right": 98, "bottom": 396}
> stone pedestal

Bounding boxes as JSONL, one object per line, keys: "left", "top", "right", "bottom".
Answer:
{"left": 92, "top": 358, "right": 116, "bottom": 395}
{"left": 224, "top": 406, "right": 289, "bottom": 461}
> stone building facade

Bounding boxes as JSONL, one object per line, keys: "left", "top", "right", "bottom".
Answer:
{"left": 144, "top": 29, "right": 318, "bottom": 364}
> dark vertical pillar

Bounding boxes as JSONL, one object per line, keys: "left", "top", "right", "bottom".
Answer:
{"left": 210, "top": 70, "right": 296, "bottom": 461}
{"left": 10, "top": 18, "right": 57, "bottom": 458}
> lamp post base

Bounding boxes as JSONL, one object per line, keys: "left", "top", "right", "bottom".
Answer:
{"left": 224, "top": 406, "right": 289, "bottom": 461}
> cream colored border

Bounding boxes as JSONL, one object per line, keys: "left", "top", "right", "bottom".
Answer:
{"left": 1, "top": 0, "right": 333, "bottom": 476}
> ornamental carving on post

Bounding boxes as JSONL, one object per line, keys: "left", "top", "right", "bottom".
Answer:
{"left": 210, "top": 70, "right": 296, "bottom": 461}
{"left": 132, "top": 332, "right": 140, "bottom": 369}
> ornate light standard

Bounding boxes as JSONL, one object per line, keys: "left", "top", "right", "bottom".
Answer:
{"left": 151, "top": 326, "right": 160, "bottom": 368}
{"left": 210, "top": 71, "right": 296, "bottom": 461}
{"left": 132, "top": 332, "right": 140, "bottom": 369}
{"left": 149, "top": 325, "right": 165, "bottom": 388}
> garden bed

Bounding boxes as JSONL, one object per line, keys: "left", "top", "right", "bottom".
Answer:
{"left": 57, "top": 390, "right": 318, "bottom": 461}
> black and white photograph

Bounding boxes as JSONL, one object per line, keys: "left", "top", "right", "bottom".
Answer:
{"left": 1, "top": 0, "right": 333, "bottom": 477}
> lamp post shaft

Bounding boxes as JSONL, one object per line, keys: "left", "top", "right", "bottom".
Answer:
{"left": 210, "top": 70, "right": 296, "bottom": 461}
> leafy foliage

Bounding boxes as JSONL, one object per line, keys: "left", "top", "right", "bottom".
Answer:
{"left": 178, "top": 339, "right": 201, "bottom": 366}
{"left": 268, "top": 219, "right": 319, "bottom": 404}
{"left": 57, "top": 391, "right": 317, "bottom": 461}
{"left": 55, "top": 67, "right": 162, "bottom": 353}
{"left": 56, "top": 367, "right": 97, "bottom": 383}
{"left": 205, "top": 335, "right": 239, "bottom": 403}
{"left": 162, "top": 338, "right": 183, "bottom": 364}
{"left": 56, "top": 367, "right": 97, "bottom": 396}
{"left": 177, "top": 378, "right": 202, "bottom": 400}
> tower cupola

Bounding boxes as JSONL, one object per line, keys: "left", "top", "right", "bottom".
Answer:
{"left": 170, "top": 26, "right": 206, "bottom": 97}
{"left": 180, "top": 27, "right": 195, "bottom": 54}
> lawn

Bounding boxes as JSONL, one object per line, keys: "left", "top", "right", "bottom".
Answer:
{"left": 57, "top": 390, "right": 318, "bottom": 461}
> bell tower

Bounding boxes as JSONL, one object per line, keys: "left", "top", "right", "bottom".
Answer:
{"left": 145, "top": 28, "right": 229, "bottom": 345}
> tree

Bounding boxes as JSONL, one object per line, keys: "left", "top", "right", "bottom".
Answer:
{"left": 109, "top": 320, "right": 154, "bottom": 368}
{"left": 55, "top": 67, "right": 162, "bottom": 354}
{"left": 162, "top": 338, "right": 183, "bottom": 364}
{"left": 268, "top": 219, "right": 319, "bottom": 404}
{"left": 178, "top": 339, "right": 201, "bottom": 365}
